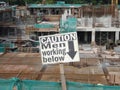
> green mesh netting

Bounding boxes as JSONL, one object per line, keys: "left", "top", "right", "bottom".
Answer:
{"left": 67, "top": 81, "right": 120, "bottom": 90}
{"left": 0, "top": 47, "right": 5, "bottom": 52}
{"left": 34, "top": 24, "right": 54, "bottom": 29}
{"left": 0, "top": 78, "right": 120, "bottom": 90}
{"left": 21, "top": 80, "right": 61, "bottom": 90}
{"left": 28, "top": 3, "right": 81, "bottom": 8}
{"left": 0, "top": 43, "right": 14, "bottom": 48}
{"left": 60, "top": 17, "right": 77, "bottom": 33}
{"left": 0, "top": 43, "right": 15, "bottom": 52}
{"left": 0, "top": 78, "right": 15, "bottom": 90}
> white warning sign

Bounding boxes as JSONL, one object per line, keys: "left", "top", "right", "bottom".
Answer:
{"left": 39, "top": 32, "right": 80, "bottom": 64}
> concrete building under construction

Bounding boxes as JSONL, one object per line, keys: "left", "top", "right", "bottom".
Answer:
{"left": 0, "top": 1, "right": 120, "bottom": 47}
{"left": 26, "top": 1, "right": 120, "bottom": 46}
{"left": 0, "top": 1, "right": 120, "bottom": 87}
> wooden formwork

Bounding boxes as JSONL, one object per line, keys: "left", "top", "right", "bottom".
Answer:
{"left": 25, "top": 26, "right": 59, "bottom": 35}
{"left": 0, "top": 52, "right": 119, "bottom": 85}
{"left": 0, "top": 53, "right": 41, "bottom": 80}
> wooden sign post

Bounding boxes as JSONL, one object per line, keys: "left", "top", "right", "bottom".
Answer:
{"left": 60, "top": 63, "right": 67, "bottom": 90}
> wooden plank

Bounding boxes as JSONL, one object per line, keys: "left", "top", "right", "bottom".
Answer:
{"left": 60, "top": 64, "right": 67, "bottom": 90}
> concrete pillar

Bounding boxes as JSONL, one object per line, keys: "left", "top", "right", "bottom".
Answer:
{"left": 26, "top": 10, "right": 30, "bottom": 16}
{"left": 48, "top": 9, "right": 51, "bottom": 15}
{"left": 115, "top": 31, "right": 119, "bottom": 43}
{"left": 2, "top": 13, "right": 5, "bottom": 22}
{"left": 64, "top": 9, "right": 68, "bottom": 16}
{"left": 78, "top": 8, "right": 80, "bottom": 18}
{"left": 61, "top": 10, "right": 67, "bottom": 25}
{"left": 71, "top": 8, "right": 74, "bottom": 16}
{"left": 15, "top": 28, "right": 17, "bottom": 37}
{"left": 7, "top": 28, "right": 10, "bottom": 37}
{"left": 68, "top": 9, "right": 71, "bottom": 16}
{"left": 91, "top": 29, "right": 96, "bottom": 46}
{"left": 84, "top": 32, "right": 87, "bottom": 43}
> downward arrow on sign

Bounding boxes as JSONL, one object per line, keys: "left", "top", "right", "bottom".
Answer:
{"left": 67, "top": 41, "right": 77, "bottom": 59}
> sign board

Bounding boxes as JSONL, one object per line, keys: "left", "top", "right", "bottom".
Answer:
{"left": 39, "top": 32, "right": 80, "bottom": 64}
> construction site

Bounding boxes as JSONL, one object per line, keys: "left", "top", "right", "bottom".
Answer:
{"left": 0, "top": 0, "right": 120, "bottom": 90}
